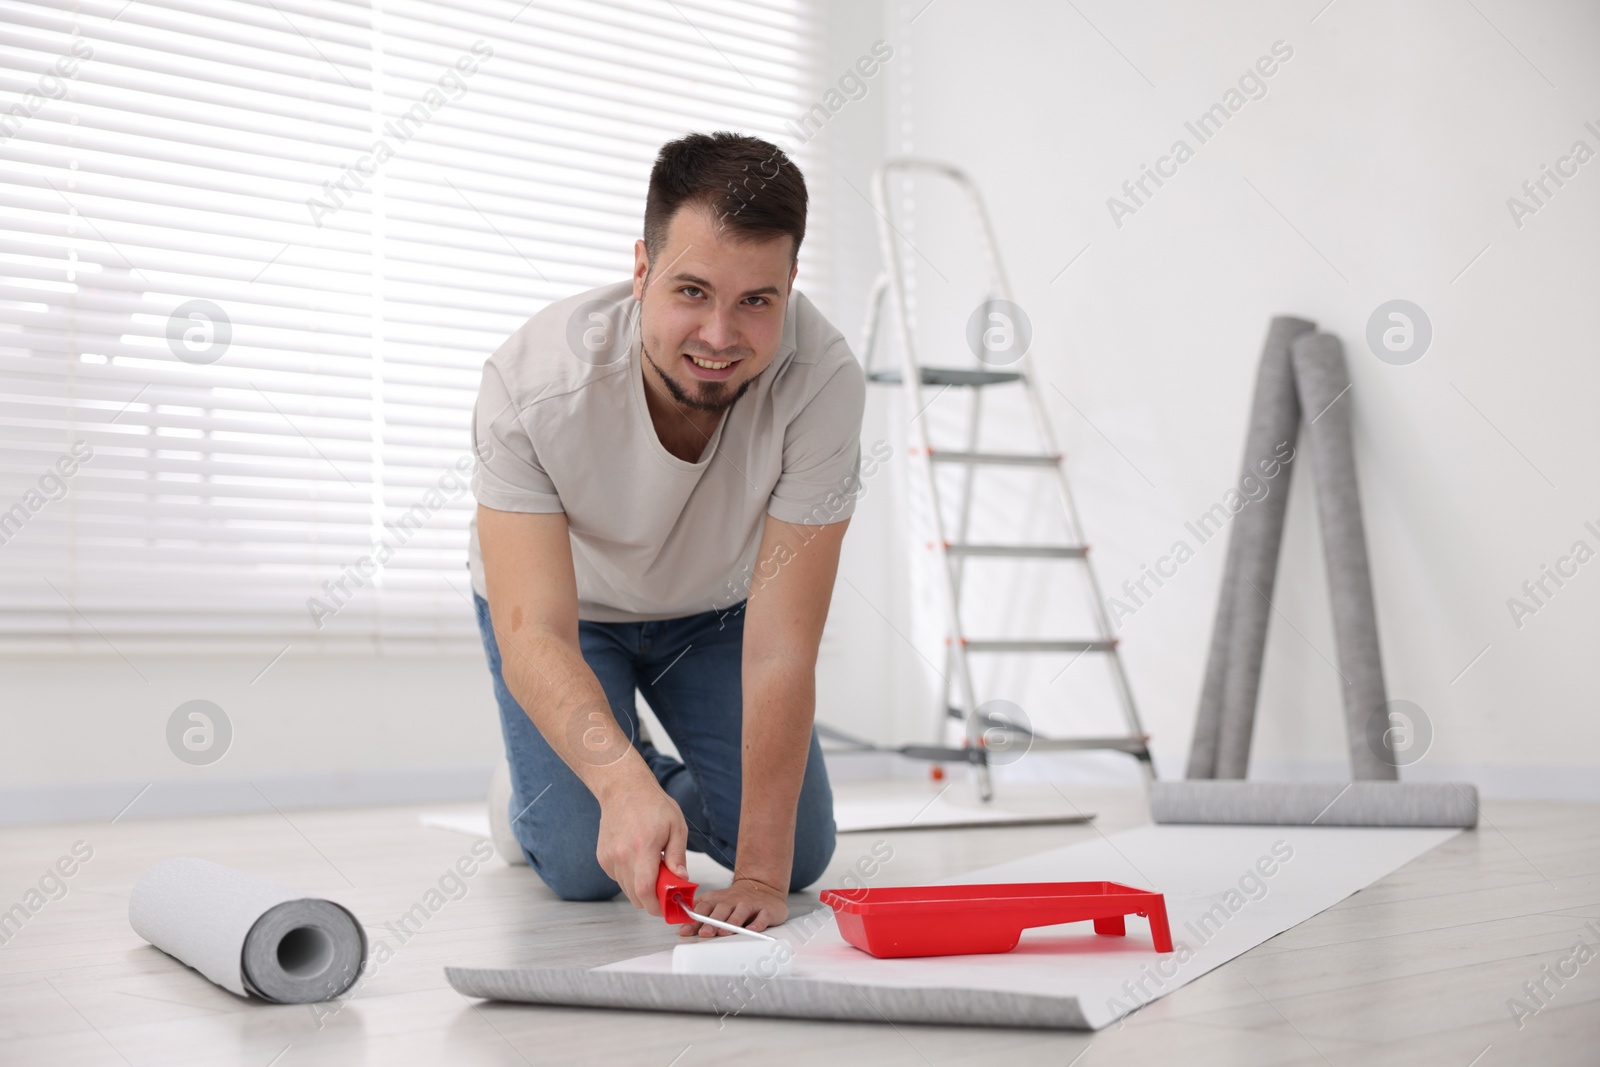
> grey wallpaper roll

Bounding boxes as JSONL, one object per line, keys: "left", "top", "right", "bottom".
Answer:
{"left": 1188, "top": 319, "right": 1398, "bottom": 784}
{"left": 1150, "top": 781, "right": 1478, "bottom": 827}
{"left": 1188, "top": 316, "right": 1315, "bottom": 779}
{"left": 1290, "top": 331, "right": 1396, "bottom": 781}
{"left": 129, "top": 858, "right": 366, "bottom": 1004}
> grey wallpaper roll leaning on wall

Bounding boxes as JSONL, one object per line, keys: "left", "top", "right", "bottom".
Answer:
{"left": 1186, "top": 317, "right": 1396, "bottom": 782}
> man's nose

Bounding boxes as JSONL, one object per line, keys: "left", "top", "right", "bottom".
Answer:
{"left": 696, "top": 305, "right": 741, "bottom": 353}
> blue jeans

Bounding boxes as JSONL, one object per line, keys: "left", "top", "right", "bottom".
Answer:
{"left": 473, "top": 592, "right": 836, "bottom": 901}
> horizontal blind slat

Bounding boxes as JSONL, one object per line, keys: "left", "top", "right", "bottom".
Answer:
{"left": 0, "top": 0, "right": 824, "bottom": 643}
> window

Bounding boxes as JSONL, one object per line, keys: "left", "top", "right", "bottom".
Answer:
{"left": 0, "top": 0, "right": 826, "bottom": 651}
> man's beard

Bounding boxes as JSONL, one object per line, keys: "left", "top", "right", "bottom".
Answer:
{"left": 642, "top": 343, "right": 756, "bottom": 414}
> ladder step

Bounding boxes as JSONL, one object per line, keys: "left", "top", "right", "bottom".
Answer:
{"left": 943, "top": 709, "right": 1151, "bottom": 758}
{"left": 868, "top": 367, "right": 1024, "bottom": 387}
{"left": 945, "top": 542, "right": 1087, "bottom": 559}
{"left": 927, "top": 449, "right": 1060, "bottom": 467}
{"left": 1020, "top": 735, "right": 1151, "bottom": 756}
{"left": 964, "top": 638, "right": 1117, "bottom": 653}
{"left": 815, "top": 724, "right": 989, "bottom": 765}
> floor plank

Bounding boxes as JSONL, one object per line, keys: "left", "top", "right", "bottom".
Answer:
{"left": 2, "top": 783, "right": 1596, "bottom": 1065}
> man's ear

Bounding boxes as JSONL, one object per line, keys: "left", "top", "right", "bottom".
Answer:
{"left": 788, "top": 260, "right": 798, "bottom": 291}
{"left": 632, "top": 239, "right": 650, "bottom": 302}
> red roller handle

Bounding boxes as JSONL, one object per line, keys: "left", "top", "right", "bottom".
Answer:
{"left": 655, "top": 861, "right": 698, "bottom": 925}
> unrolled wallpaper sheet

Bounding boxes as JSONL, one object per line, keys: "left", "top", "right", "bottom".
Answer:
{"left": 447, "top": 824, "right": 1458, "bottom": 1029}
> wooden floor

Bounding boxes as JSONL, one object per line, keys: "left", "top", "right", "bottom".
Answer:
{"left": 2, "top": 780, "right": 1597, "bottom": 1066}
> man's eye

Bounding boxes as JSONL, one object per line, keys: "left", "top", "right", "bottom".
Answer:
{"left": 744, "top": 296, "right": 768, "bottom": 306}
{"left": 681, "top": 286, "right": 703, "bottom": 298}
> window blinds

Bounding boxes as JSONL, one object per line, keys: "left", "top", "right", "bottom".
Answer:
{"left": 0, "top": 0, "right": 826, "bottom": 651}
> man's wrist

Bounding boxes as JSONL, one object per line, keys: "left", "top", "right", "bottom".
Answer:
{"left": 586, "top": 751, "right": 655, "bottom": 807}
{"left": 730, "top": 868, "right": 787, "bottom": 895}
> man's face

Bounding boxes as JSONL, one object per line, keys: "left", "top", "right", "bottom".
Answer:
{"left": 631, "top": 205, "right": 797, "bottom": 414}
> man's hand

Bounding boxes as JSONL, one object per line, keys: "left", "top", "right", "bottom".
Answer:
{"left": 679, "top": 875, "right": 788, "bottom": 938}
{"left": 596, "top": 776, "right": 688, "bottom": 916}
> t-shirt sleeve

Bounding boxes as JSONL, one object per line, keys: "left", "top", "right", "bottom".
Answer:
{"left": 470, "top": 359, "right": 565, "bottom": 514}
{"left": 766, "top": 343, "right": 867, "bottom": 526}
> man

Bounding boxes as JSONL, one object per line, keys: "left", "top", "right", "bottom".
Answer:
{"left": 467, "top": 131, "right": 865, "bottom": 938}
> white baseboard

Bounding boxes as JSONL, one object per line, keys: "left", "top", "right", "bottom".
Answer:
{"left": 829, "top": 749, "right": 1600, "bottom": 801}
{"left": 0, "top": 767, "right": 494, "bottom": 825}
{"left": 4, "top": 755, "right": 1593, "bottom": 826}
{"left": 1245, "top": 759, "right": 1600, "bottom": 802}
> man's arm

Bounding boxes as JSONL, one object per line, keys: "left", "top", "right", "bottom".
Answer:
{"left": 475, "top": 504, "right": 689, "bottom": 912}
{"left": 683, "top": 513, "right": 849, "bottom": 937}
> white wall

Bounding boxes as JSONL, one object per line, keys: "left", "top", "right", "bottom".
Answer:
{"left": 838, "top": 0, "right": 1600, "bottom": 798}
{"left": 804, "top": 1, "right": 912, "bottom": 761}
{"left": 7, "top": 0, "right": 1595, "bottom": 821}
{"left": 0, "top": 646, "right": 498, "bottom": 821}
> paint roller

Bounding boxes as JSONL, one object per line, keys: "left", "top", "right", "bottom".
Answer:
{"left": 1152, "top": 318, "right": 1478, "bottom": 829}
{"left": 655, "top": 862, "right": 794, "bottom": 977}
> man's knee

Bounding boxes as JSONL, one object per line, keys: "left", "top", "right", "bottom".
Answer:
{"left": 506, "top": 796, "right": 618, "bottom": 902}
{"left": 518, "top": 824, "right": 618, "bottom": 900}
{"left": 788, "top": 805, "right": 837, "bottom": 891}
{"left": 534, "top": 855, "right": 620, "bottom": 902}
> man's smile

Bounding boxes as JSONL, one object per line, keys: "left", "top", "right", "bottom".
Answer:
{"left": 683, "top": 352, "right": 743, "bottom": 380}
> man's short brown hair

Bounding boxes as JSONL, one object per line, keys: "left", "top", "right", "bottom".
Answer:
{"left": 644, "top": 131, "right": 807, "bottom": 269}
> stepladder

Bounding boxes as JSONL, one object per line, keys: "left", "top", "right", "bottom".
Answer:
{"left": 855, "top": 158, "right": 1153, "bottom": 802}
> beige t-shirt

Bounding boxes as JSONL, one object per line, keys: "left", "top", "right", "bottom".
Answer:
{"left": 467, "top": 279, "right": 866, "bottom": 622}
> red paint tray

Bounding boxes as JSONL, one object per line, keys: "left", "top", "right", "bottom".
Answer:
{"left": 820, "top": 881, "right": 1173, "bottom": 958}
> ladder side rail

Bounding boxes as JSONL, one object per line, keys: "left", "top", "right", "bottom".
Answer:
{"left": 940, "top": 387, "right": 986, "bottom": 734}
{"left": 949, "top": 387, "right": 985, "bottom": 601}
{"left": 931, "top": 160, "right": 1155, "bottom": 763}
{"left": 882, "top": 159, "right": 1008, "bottom": 676}
{"left": 957, "top": 174, "right": 1015, "bottom": 306}
{"left": 869, "top": 157, "right": 1156, "bottom": 783}
{"left": 870, "top": 162, "right": 992, "bottom": 799}
{"left": 1012, "top": 354, "right": 1152, "bottom": 747}
{"left": 858, "top": 273, "right": 890, "bottom": 378}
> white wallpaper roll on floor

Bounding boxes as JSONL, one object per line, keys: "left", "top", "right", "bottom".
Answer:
{"left": 129, "top": 858, "right": 366, "bottom": 1004}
